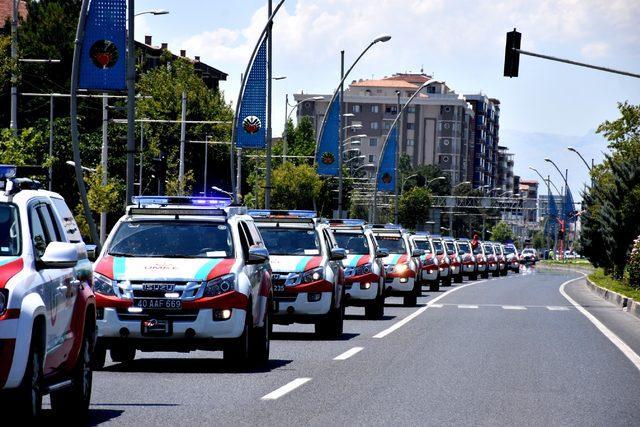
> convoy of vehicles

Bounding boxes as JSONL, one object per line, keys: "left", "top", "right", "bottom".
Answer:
{"left": 0, "top": 164, "right": 530, "bottom": 418}
{"left": 0, "top": 165, "right": 96, "bottom": 417}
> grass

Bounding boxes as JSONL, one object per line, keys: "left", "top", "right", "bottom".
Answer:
{"left": 539, "top": 259, "right": 592, "bottom": 266}
{"left": 589, "top": 268, "right": 640, "bottom": 301}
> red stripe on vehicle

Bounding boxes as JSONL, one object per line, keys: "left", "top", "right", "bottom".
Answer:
{"left": 356, "top": 255, "right": 371, "bottom": 267}
{"left": 182, "top": 291, "right": 248, "bottom": 310}
{"left": 0, "top": 308, "right": 20, "bottom": 320}
{"left": 94, "top": 255, "right": 114, "bottom": 279}
{"left": 0, "top": 339, "right": 15, "bottom": 388}
{"left": 0, "top": 258, "right": 23, "bottom": 288}
{"left": 398, "top": 255, "right": 408, "bottom": 264}
{"left": 95, "top": 293, "right": 133, "bottom": 309}
{"left": 303, "top": 256, "right": 323, "bottom": 271}
{"left": 206, "top": 259, "right": 236, "bottom": 280}
{"left": 344, "top": 272, "right": 379, "bottom": 284}
{"left": 286, "top": 279, "right": 333, "bottom": 293}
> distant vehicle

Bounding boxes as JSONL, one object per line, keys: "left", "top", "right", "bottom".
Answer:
{"left": 483, "top": 242, "right": 500, "bottom": 277}
{"left": 252, "top": 210, "right": 346, "bottom": 338}
{"left": 456, "top": 238, "right": 478, "bottom": 280}
{"left": 329, "top": 219, "right": 386, "bottom": 320}
{"left": 93, "top": 197, "right": 272, "bottom": 369}
{"left": 0, "top": 165, "right": 96, "bottom": 417}
{"left": 473, "top": 241, "right": 489, "bottom": 279}
{"left": 430, "top": 236, "right": 452, "bottom": 286}
{"left": 520, "top": 248, "right": 538, "bottom": 264}
{"left": 503, "top": 244, "right": 520, "bottom": 273}
{"left": 444, "top": 237, "right": 463, "bottom": 283}
{"left": 492, "top": 242, "right": 508, "bottom": 276}
{"left": 371, "top": 225, "right": 422, "bottom": 306}
{"left": 409, "top": 233, "right": 440, "bottom": 292}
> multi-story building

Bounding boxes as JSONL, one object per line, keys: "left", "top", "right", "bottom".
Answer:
{"left": 538, "top": 194, "right": 564, "bottom": 220}
{"left": 295, "top": 73, "right": 474, "bottom": 185}
{"left": 519, "top": 179, "right": 539, "bottom": 223}
{"left": 497, "top": 146, "right": 515, "bottom": 194}
{"left": 463, "top": 94, "right": 500, "bottom": 190}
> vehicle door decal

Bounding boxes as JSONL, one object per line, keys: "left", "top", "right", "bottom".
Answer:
{"left": 299, "top": 256, "right": 322, "bottom": 272}
{"left": 347, "top": 255, "right": 371, "bottom": 267}
{"left": 94, "top": 254, "right": 114, "bottom": 278}
{"left": 0, "top": 257, "right": 23, "bottom": 288}
{"left": 113, "top": 257, "right": 126, "bottom": 280}
{"left": 204, "top": 259, "right": 236, "bottom": 281}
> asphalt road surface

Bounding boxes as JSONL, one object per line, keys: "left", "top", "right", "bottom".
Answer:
{"left": 43, "top": 267, "right": 640, "bottom": 425}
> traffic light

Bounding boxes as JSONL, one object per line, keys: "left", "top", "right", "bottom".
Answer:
{"left": 503, "top": 29, "right": 521, "bottom": 78}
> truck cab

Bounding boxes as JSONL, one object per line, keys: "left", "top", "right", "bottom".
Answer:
{"left": 408, "top": 233, "right": 440, "bottom": 292}
{"left": 0, "top": 165, "right": 95, "bottom": 417}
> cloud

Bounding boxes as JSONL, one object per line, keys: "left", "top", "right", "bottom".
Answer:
{"left": 581, "top": 41, "right": 610, "bottom": 58}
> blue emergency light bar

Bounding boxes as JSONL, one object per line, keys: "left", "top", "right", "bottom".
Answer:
{"left": 132, "top": 196, "right": 232, "bottom": 208}
{"left": 371, "top": 223, "right": 402, "bottom": 230}
{"left": 413, "top": 231, "right": 431, "bottom": 236}
{"left": 0, "top": 165, "right": 17, "bottom": 179}
{"left": 329, "top": 219, "right": 366, "bottom": 226}
{"left": 248, "top": 209, "right": 317, "bottom": 219}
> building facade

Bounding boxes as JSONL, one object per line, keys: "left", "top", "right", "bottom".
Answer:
{"left": 463, "top": 94, "right": 501, "bottom": 190}
{"left": 295, "top": 73, "right": 475, "bottom": 185}
{"left": 497, "top": 146, "right": 515, "bottom": 194}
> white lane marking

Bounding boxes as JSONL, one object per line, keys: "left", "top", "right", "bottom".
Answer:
{"left": 373, "top": 280, "right": 487, "bottom": 339}
{"left": 503, "top": 305, "right": 527, "bottom": 310}
{"left": 261, "top": 378, "right": 312, "bottom": 400}
{"left": 547, "top": 306, "right": 570, "bottom": 311}
{"left": 430, "top": 304, "right": 444, "bottom": 308}
{"left": 559, "top": 274, "right": 640, "bottom": 372}
{"left": 458, "top": 304, "right": 479, "bottom": 309}
{"left": 333, "top": 347, "right": 364, "bottom": 361}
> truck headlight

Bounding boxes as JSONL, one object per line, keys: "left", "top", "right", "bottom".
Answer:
{"left": 93, "top": 273, "right": 116, "bottom": 296}
{"left": 302, "top": 267, "right": 324, "bottom": 283}
{"left": 204, "top": 274, "right": 236, "bottom": 297}
{"left": 0, "top": 289, "right": 7, "bottom": 316}
{"left": 394, "top": 263, "right": 409, "bottom": 274}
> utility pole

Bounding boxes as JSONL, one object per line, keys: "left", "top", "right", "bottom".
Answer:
{"left": 10, "top": 0, "right": 18, "bottom": 134}
{"left": 125, "top": 0, "right": 136, "bottom": 206}
{"left": 236, "top": 148, "right": 242, "bottom": 203}
{"left": 138, "top": 122, "right": 144, "bottom": 196}
{"left": 264, "top": 0, "right": 273, "bottom": 208}
{"left": 393, "top": 90, "right": 401, "bottom": 224}
{"left": 100, "top": 94, "right": 108, "bottom": 244}
{"left": 178, "top": 91, "right": 186, "bottom": 194}
{"left": 203, "top": 135, "right": 209, "bottom": 197}
{"left": 337, "top": 50, "right": 345, "bottom": 218}
{"left": 48, "top": 95, "right": 54, "bottom": 190}
{"left": 283, "top": 93, "right": 288, "bottom": 163}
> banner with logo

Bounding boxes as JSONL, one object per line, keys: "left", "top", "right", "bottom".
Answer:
{"left": 563, "top": 188, "right": 575, "bottom": 222}
{"left": 376, "top": 124, "right": 397, "bottom": 191}
{"left": 315, "top": 94, "right": 341, "bottom": 176}
{"left": 79, "top": 0, "right": 127, "bottom": 91}
{"left": 236, "top": 37, "right": 267, "bottom": 149}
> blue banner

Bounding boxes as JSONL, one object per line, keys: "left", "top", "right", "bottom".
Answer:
{"left": 376, "top": 125, "right": 397, "bottom": 191}
{"left": 563, "top": 188, "right": 575, "bottom": 222}
{"left": 236, "top": 38, "right": 267, "bottom": 149}
{"left": 316, "top": 94, "right": 341, "bottom": 176}
{"left": 545, "top": 191, "right": 558, "bottom": 238}
{"left": 79, "top": 0, "right": 127, "bottom": 91}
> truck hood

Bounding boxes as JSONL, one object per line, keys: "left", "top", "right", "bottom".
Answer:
{"left": 269, "top": 255, "right": 323, "bottom": 273}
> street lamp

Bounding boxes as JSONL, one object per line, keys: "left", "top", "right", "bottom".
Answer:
{"left": 134, "top": 9, "right": 169, "bottom": 16}
{"left": 66, "top": 160, "right": 96, "bottom": 173}
{"left": 426, "top": 176, "right": 446, "bottom": 187}
{"left": 400, "top": 173, "right": 418, "bottom": 194}
{"left": 211, "top": 186, "right": 234, "bottom": 197}
{"left": 567, "top": 146, "right": 593, "bottom": 171}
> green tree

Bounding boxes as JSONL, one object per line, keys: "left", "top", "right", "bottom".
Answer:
{"left": 531, "top": 230, "right": 546, "bottom": 251}
{"left": 490, "top": 221, "right": 513, "bottom": 243}
{"left": 270, "top": 163, "right": 323, "bottom": 210}
{"left": 398, "top": 187, "right": 432, "bottom": 230}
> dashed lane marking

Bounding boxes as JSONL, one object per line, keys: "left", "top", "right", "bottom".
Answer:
{"left": 373, "top": 280, "right": 487, "bottom": 339}
{"left": 458, "top": 304, "right": 479, "bottom": 309}
{"left": 547, "top": 306, "right": 570, "bottom": 311}
{"left": 502, "top": 305, "right": 527, "bottom": 310}
{"left": 261, "top": 378, "right": 312, "bottom": 400}
{"left": 333, "top": 347, "right": 364, "bottom": 361}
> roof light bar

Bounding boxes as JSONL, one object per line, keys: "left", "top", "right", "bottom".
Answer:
{"left": 132, "top": 196, "right": 232, "bottom": 208}
{"left": 248, "top": 209, "right": 317, "bottom": 219}
{"left": 371, "top": 223, "right": 402, "bottom": 230}
{"left": 329, "top": 219, "right": 366, "bottom": 226}
{"left": 0, "top": 165, "right": 17, "bottom": 179}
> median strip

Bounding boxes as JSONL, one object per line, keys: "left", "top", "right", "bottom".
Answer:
{"left": 261, "top": 378, "right": 312, "bottom": 400}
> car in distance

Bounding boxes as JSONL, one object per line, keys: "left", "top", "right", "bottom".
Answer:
{"left": 0, "top": 165, "right": 96, "bottom": 417}
{"left": 93, "top": 196, "right": 272, "bottom": 369}
{"left": 251, "top": 210, "right": 346, "bottom": 338}
{"left": 456, "top": 239, "right": 478, "bottom": 280}
{"left": 409, "top": 233, "right": 440, "bottom": 292}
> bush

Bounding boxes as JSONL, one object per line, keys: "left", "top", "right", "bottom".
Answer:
{"left": 627, "top": 235, "right": 640, "bottom": 288}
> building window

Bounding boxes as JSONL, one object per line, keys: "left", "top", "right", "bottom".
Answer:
{"left": 407, "top": 106, "right": 416, "bottom": 113}
{"left": 376, "top": 89, "right": 383, "bottom": 94}
{"left": 371, "top": 122, "right": 379, "bottom": 130}
{"left": 371, "top": 105, "right": 379, "bottom": 113}
{"left": 368, "top": 154, "right": 374, "bottom": 162}
{"left": 369, "top": 137, "right": 378, "bottom": 146}
{"left": 385, "top": 106, "right": 398, "bottom": 114}
{"left": 406, "top": 122, "right": 415, "bottom": 130}
{"left": 444, "top": 122, "right": 451, "bottom": 129}
{"left": 443, "top": 139, "right": 450, "bottom": 146}
{"left": 444, "top": 106, "right": 451, "bottom": 113}
{"left": 407, "top": 139, "right": 415, "bottom": 146}
{"left": 352, "top": 105, "right": 361, "bottom": 113}
{"left": 383, "top": 121, "right": 391, "bottom": 130}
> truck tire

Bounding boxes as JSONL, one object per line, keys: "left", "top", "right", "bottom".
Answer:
{"left": 110, "top": 345, "right": 136, "bottom": 364}
{"left": 250, "top": 302, "right": 270, "bottom": 366}
{"left": 316, "top": 294, "right": 345, "bottom": 339}
{"left": 224, "top": 309, "right": 251, "bottom": 367}
{"left": 50, "top": 316, "right": 93, "bottom": 418}
{"left": 365, "top": 292, "right": 385, "bottom": 320}
{"left": 14, "top": 323, "right": 44, "bottom": 418}
{"left": 92, "top": 342, "right": 107, "bottom": 370}
{"left": 443, "top": 277, "right": 452, "bottom": 287}
{"left": 429, "top": 281, "right": 440, "bottom": 292}
{"left": 469, "top": 272, "right": 478, "bottom": 281}
{"left": 481, "top": 270, "right": 489, "bottom": 279}
{"left": 454, "top": 273, "right": 463, "bottom": 283}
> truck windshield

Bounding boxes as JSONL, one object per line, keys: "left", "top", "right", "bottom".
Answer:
{"left": 445, "top": 242, "right": 456, "bottom": 253}
{"left": 457, "top": 242, "right": 471, "bottom": 254}
{"left": 375, "top": 236, "right": 406, "bottom": 254}
{"left": 414, "top": 240, "right": 432, "bottom": 253}
{"left": 503, "top": 246, "right": 516, "bottom": 255}
{"left": 108, "top": 221, "right": 233, "bottom": 258}
{"left": 333, "top": 232, "right": 369, "bottom": 255}
{"left": 483, "top": 244, "right": 495, "bottom": 254}
{"left": 432, "top": 240, "right": 444, "bottom": 253}
{"left": 257, "top": 227, "right": 320, "bottom": 256}
{"left": 0, "top": 203, "right": 21, "bottom": 256}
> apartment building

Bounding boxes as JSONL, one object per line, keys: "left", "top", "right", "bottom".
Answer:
{"left": 519, "top": 179, "right": 539, "bottom": 223}
{"left": 497, "top": 146, "right": 515, "bottom": 194}
{"left": 463, "top": 94, "right": 501, "bottom": 190}
{"left": 294, "top": 73, "right": 475, "bottom": 185}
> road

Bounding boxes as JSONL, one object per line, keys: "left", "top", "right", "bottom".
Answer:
{"left": 44, "top": 268, "right": 640, "bottom": 425}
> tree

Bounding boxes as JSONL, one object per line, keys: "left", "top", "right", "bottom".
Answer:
{"left": 490, "top": 221, "right": 513, "bottom": 243}
{"left": 531, "top": 230, "right": 545, "bottom": 250}
{"left": 398, "top": 187, "right": 432, "bottom": 230}
{"left": 270, "top": 163, "right": 323, "bottom": 210}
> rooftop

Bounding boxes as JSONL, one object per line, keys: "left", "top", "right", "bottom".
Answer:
{"left": 350, "top": 79, "right": 419, "bottom": 89}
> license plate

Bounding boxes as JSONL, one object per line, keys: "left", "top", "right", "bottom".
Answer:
{"left": 134, "top": 298, "right": 182, "bottom": 310}
{"left": 142, "top": 283, "right": 175, "bottom": 292}
{"left": 273, "top": 283, "right": 285, "bottom": 292}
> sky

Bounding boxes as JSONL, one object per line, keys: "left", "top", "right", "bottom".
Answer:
{"left": 135, "top": 0, "right": 640, "bottom": 198}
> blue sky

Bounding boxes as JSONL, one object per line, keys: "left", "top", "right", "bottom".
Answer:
{"left": 135, "top": 0, "right": 640, "bottom": 197}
